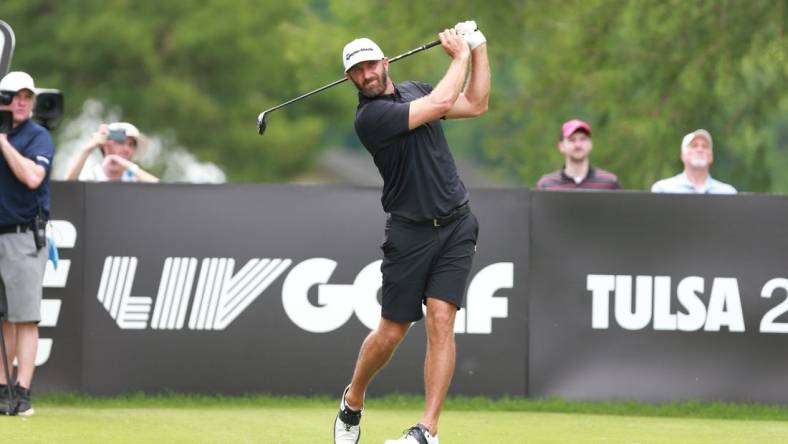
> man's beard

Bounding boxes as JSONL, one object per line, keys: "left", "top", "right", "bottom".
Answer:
{"left": 688, "top": 157, "right": 709, "bottom": 169}
{"left": 355, "top": 69, "right": 388, "bottom": 97}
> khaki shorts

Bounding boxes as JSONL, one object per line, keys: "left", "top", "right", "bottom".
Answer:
{"left": 0, "top": 232, "right": 47, "bottom": 323}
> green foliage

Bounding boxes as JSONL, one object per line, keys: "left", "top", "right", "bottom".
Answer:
{"left": 478, "top": 0, "right": 787, "bottom": 191}
{"left": 2, "top": 0, "right": 785, "bottom": 189}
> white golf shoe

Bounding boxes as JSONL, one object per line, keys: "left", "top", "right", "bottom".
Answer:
{"left": 334, "top": 386, "right": 363, "bottom": 444}
{"left": 384, "top": 423, "right": 439, "bottom": 444}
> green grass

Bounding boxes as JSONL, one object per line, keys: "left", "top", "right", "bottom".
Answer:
{"left": 4, "top": 394, "right": 788, "bottom": 443}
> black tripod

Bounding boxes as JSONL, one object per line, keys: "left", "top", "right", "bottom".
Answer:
{"left": 0, "top": 310, "right": 15, "bottom": 415}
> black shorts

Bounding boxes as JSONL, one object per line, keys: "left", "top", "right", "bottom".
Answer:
{"left": 379, "top": 210, "right": 479, "bottom": 323}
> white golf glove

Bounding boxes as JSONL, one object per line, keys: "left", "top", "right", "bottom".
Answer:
{"left": 454, "top": 20, "right": 486, "bottom": 50}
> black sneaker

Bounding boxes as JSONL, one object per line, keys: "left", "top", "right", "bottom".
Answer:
{"left": 333, "top": 385, "right": 362, "bottom": 444}
{"left": 0, "top": 384, "right": 15, "bottom": 416}
{"left": 13, "top": 383, "right": 34, "bottom": 417}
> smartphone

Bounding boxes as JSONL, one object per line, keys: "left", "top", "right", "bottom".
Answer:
{"left": 108, "top": 128, "right": 127, "bottom": 142}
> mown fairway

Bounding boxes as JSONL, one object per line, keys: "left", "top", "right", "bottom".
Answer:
{"left": 4, "top": 395, "right": 788, "bottom": 443}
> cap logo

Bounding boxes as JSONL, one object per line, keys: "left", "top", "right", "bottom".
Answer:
{"left": 345, "top": 47, "right": 374, "bottom": 61}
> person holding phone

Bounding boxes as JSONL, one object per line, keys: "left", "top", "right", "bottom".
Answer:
{"left": 64, "top": 121, "right": 158, "bottom": 182}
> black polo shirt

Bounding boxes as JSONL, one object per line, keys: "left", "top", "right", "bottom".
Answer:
{"left": 0, "top": 119, "right": 54, "bottom": 225}
{"left": 354, "top": 81, "right": 468, "bottom": 221}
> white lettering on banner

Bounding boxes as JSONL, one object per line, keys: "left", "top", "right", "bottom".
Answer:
{"left": 587, "top": 274, "right": 614, "bottom": 329}
{"left": 349, "top": 260, "right": 387, "bottom": 331}
{"left": 587, "top": 274, "right": 746, "bottom": 332}
{"left": 614, "top": 275, "right": 652, "bottom": 330}
{"left": 652, "top": 276, "right": 674, "bottom": 330}
{"left": 188, "top": 258, "right": 292, "bottom": 330}
{"left": 760, "top": 278, "right": 788, "bottom": 333}
{"left": 676, "top": 276, "right": 705, "bottom": 331}
{"left": 97, "top": 257, "right": 152, "bottom": 329}
{"left": 35, "top": 220, "right": 76, "bottom": 366}
{"left": 152, "top": 257, "right": 198, "bottom": 330}
{"left": 97, "top": 257, "right": 292, "bottom": 330}
{"left": 706, "top": 278, "right": 745, "bottom": 332}
{"left": 88, "top": 256, "right": 512, "bottom": 333}
{"left": 282, "top": 260, "right": 513, "bottom": 334}
{"left": 281, "top": 258, "right": 355, "bottom": 333}
{"left": 463, "top": 262, "right": 511, "bottom": 334}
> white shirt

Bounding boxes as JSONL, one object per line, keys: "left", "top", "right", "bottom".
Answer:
{"left": 81, "top": 164, "right": 138, "bottom": 182}
{"left": 651, "top": 172, "right": 736, "bottom": 194}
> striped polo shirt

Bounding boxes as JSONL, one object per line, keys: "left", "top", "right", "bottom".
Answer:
{"left": 536, "top": 166, "right": 621, "bottom": 190}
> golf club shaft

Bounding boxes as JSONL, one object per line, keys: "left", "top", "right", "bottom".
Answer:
{"left": 259, "top": 39, "right": 441, "bottom": 116}
{"left": 388, "top": 39, "right": 441, "bottom": 63}
{"left": 263, "top": 77, "right": 348, "bottom": 116}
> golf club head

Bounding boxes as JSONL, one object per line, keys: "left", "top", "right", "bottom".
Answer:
{"left": 256, "top": 111, "right": 268, "bottom": 135}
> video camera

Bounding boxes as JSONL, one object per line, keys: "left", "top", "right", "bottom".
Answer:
{"left": 32, "top": 89, "right": 64, "bottom": 130}
{"left": 0, "top": 90, "right": 12, "bottom": 133}
{"left": 0, "top": 88, "right": 63, "bottom": 133}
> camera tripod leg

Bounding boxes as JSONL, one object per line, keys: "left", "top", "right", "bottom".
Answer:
{"left": 0, "top": 315, "right": 15, "bottom": 415}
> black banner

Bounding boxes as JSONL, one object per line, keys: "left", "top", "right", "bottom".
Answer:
{"left": 37, "top": 181, "right": 84, "bottom": 393}
{"left": 38, "top": 184, "right": 788, "bottom": 403}
{"left": 528, "top": 191, "right": 788, "bottom": 403}
{"left": 50, "top": 183, "right": 524, "bottom": 396}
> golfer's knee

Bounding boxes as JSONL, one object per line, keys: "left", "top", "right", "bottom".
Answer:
{"left": 375, "top": 321, "right": 408, "bottom": 347}
{"left": 427, "top": 306, "right": 455, "bottom": 329}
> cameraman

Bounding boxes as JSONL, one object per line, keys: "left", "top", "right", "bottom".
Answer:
{"left": 64, "top": 121, "right": 158, "bottom": 183}
{"left": 0, "top": 71, "right": 54, "bottom": 416}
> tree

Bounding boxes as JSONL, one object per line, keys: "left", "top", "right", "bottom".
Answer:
{"left": 3, "top": 0, "right": 785, "bottom": 190}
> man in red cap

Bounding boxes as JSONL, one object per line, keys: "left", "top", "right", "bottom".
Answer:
{"left": 536, "top": 119, "right": 621, "bottom": 190}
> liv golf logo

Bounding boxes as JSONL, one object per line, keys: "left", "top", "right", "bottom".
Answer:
{"left": 97, "top": 256, "right": 292, "bottom": 330}
{"left": 96, "top": 257, "right": 513, "bottom": 334}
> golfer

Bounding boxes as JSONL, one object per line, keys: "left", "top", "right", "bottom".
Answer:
{"left": 333, "top": 21, "right": 489, "bottom": 444}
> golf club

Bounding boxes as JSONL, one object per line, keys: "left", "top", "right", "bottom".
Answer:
{"left": 257, "top": 38, "right": 441, "bottom": 135}
{"left": 0, "top": 312, "right": 15, "bottom": 415}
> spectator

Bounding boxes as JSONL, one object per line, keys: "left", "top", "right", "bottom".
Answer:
{"left": 64, "top": 122, "right": 158, "bottom": 182}
{"left": 536, "top": 119, "right": 621, "bottom": 190}
{"left": 651, "top": 129, "right": 736, "bottom": 194}
{"left": 0, "top": 71, "right": 54, "bottom": 416}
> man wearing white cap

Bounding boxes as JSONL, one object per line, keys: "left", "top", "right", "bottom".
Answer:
{"left": 0, "top": 71, "right": 55, "bottom": 416}
{"left": 64, "top": 121, "right": 158, "bottom": 182}
{"left": 651, "top": 129, "right": 736, "bottom": 194}
{"left": 334, "top": 21, "right": 489, "bottom": 444}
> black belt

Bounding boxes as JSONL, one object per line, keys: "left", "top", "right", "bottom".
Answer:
{"left": 390, "top": 203, "right": 470, "bottom": 227}
{"left": 0, "top": 224, "right": 33, "bottom": 235}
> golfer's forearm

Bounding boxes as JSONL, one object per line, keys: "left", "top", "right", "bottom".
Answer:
{"left": 463, "top": 46, "right": 490, "bottom": 112}
{"left": 429, "top": 54, "right": 470, "bottom": 111}
{"left": 409, "top": 54, "right": 470, "bottom": 128}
